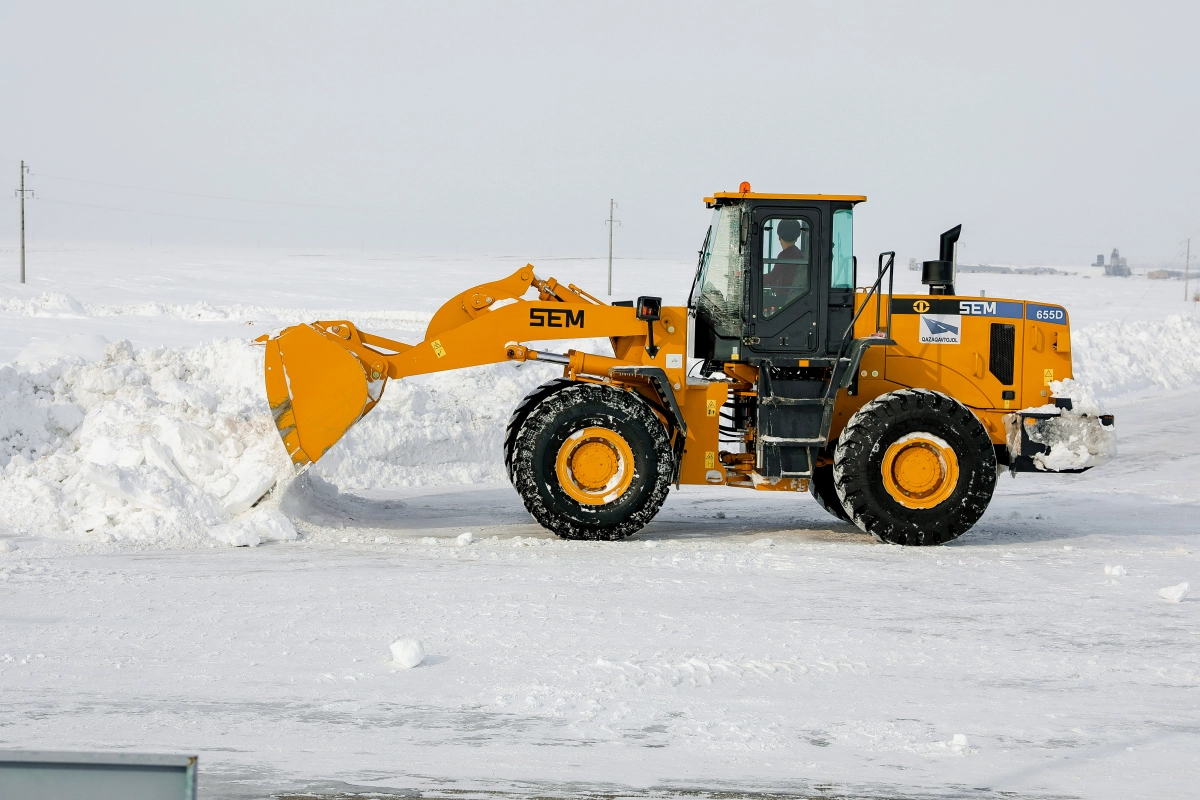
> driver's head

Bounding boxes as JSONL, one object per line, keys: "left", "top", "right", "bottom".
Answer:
{"left": 777, "top": 219, "right": 803, "bottom": 247}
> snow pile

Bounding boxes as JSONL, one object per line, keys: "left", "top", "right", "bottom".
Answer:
{"left": 0, "top": 291, "right": 88, "bottom": 318}
{"left": 1104, "top": 564, "right": 1127, "bottom": 577}
{"left": 1073, "top": 315, "right": 1200, "bottom": 397}
{"left": 1004, "top": 379, "right": 1116, "bottom": 472}
{"left": 0, "top": 338, "right": 294, "bottom": 546}
{"left": 310, "top": 361, "right": 557, "bottom": 489}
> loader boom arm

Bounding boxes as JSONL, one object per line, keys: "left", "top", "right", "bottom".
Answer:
{"left": 259, "top": 265, "right": 686, "bottom": 466}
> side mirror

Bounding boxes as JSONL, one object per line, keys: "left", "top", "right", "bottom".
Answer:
{"left": 636, "top": 296, "right": 662, "bottom": 322}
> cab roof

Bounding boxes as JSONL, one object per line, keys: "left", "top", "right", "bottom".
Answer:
{"left": 705, "top": 191, "right": 867, "bottom": 207}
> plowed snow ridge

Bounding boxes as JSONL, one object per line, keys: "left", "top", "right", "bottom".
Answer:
{"left": 1, "top": 310, "right": 1197, "bottom": 546}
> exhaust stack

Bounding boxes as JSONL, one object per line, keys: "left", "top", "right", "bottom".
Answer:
{"left": 922, "top": 224, "right": 962, "bottom": 296}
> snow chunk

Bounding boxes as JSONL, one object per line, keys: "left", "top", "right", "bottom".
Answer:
{"left": 0, "top": 540, "right": 17, "bottom": 554}
{"left": 1048, "top": 378, "right": 1103, "bottom": 416}
{"left": 207, "top": 507, "right": 297, "bottom": 548}
{"left": 1104, "top": 564, "right": 1127, "bottom": 577}
{"left": 456, "top": 531, "right": 473, "bottom": 546}
{"left": 1158, "top": 582, "right": 1190, "bottom": 603}
{"left": 390, "top": 638, "right": 425, "bottom": 668}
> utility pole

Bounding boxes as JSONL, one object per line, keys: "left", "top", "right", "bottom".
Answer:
{"left": 15, "top": 161, "right": 33, "bottom": 284}
{"left": 1185, "top": 238, "right": 1191, "bottom": 303}
{"left": 605, "top": 199, "right": 620, "bottom": 296}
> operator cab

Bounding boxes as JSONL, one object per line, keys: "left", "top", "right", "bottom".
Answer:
{"left": 689, "top": 186, "right": 866, "bottom": 366}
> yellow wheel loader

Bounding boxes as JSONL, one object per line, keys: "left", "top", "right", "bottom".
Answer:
{"left": 259, "top": 185, "right": 1114, "bottom": 545}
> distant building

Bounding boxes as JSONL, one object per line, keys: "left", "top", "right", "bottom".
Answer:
{"left": 1104, "top": 247, "right": 1131, "bottom": 277}
{"left": 1093, "top": 254, "right": 1105, "bottom": 266}
{"left": 908, "top": 257, "right": 920, "bottom": 271}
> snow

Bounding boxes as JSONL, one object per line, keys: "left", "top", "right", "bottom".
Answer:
{"left": 0, "top": 248, "right": 1198, "bottom": 799}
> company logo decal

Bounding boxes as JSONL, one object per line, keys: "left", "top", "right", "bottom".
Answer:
{"left": 530, "top": 308, "right": 585, "bottom": 328}
{"left": 892, "top": 298, "right": 1022, "bottom": 318}
{"left": 919, "top": 314, "right": 961, "bottom": 344}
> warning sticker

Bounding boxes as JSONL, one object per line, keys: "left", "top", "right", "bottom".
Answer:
{"left": 919, "top": 314, "right": 961, "bottom": 344}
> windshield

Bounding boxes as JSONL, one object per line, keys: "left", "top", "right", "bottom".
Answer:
{"left": 689, "top": 206, "right": 745, "bottom": 338}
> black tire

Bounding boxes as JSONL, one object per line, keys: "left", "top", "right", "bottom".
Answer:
{"left": 833, "top": 389, "right": 996, "bottom": 546}
{"left": 509, "top": 382, "right": 673, "bottom": 540}
{"left": 504, "top": 378, "right": 572, "bottom": 482}
{"left": 809, "top": 458, "right": 853, "bottom": 523}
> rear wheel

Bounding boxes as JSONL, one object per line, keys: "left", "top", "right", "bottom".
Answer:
{"left": 809, "top": 458, "right": 853, "bottom": 523}
{"left": 833, "top": 389, "right": 996, "bottom": 545}
{"left": 509, "top": 383, "right": 673, "bottom": 540}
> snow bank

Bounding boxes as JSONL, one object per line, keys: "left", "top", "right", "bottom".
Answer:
{"left": 1073, "top": 315, "right": 1200, "bottom": 397}
{"left": 0, "top": 339, "right": 293, "bottom": 546}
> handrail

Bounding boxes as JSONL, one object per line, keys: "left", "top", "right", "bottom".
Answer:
{"left": 818, "top": 251, "right": 896, "bottom": 412}
{"left": 836, "top": 251, "right": 896, "bottom": 363}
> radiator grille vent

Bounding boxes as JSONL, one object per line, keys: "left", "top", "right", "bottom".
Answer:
{"left": 989, "top": 323, "right": 1016, "bottom": 385}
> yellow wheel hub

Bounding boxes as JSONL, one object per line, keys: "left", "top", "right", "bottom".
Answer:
{"left": 881, "top": 433, "right": 959, "bottom": 509}
{"left": 555, "top": 427, "right": 635, "bottom": 506}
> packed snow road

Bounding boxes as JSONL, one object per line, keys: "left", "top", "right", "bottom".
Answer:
{"left": 1, "top": 389, "right": 1197, "bottom": 800}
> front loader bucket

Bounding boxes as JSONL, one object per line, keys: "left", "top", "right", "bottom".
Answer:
{"left": 264, "top": 324, "right": 372, "bottom": 466}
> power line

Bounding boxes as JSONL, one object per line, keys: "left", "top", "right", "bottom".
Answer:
{"left": 37, "top": 196, "right": 376, "bottom": 232}
{"left": 32, "top": 171, "right": 399, "bottom": 212}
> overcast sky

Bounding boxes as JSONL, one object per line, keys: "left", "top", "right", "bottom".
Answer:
{"left": 2, "top": 2, "right": 1197, "bottom": 267}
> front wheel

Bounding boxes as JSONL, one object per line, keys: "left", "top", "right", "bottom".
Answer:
{"left": 833, "top": 389, "right": 996, "bottom": 545}
{"left": 509, "top": 382, "right": 673, "bottom": 540}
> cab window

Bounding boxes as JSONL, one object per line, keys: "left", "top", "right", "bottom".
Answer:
{"left": 761, "top": 217, "right": 811, "bottom": 320}
{"left": 831, "top": 209, "right": 854, "bottom": 289}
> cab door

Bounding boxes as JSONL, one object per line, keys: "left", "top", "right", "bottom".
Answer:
{"left": 747, "top": 206, "right": 823, "bottom": 356}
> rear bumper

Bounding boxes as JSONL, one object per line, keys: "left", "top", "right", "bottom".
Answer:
{"left": 1004, "top": 408, "right": 1116, "bottom": 473}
